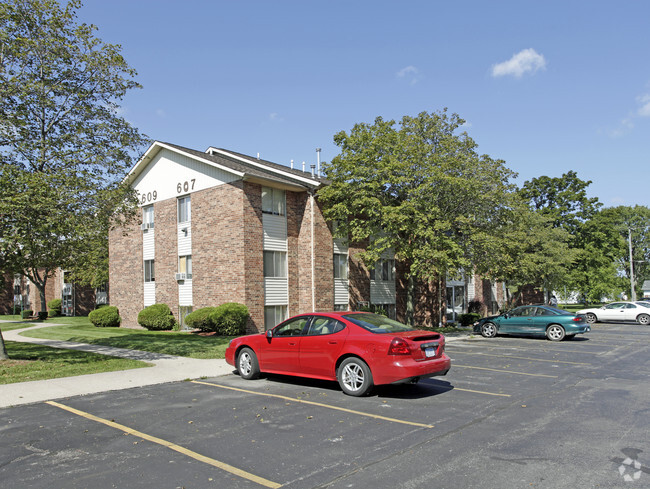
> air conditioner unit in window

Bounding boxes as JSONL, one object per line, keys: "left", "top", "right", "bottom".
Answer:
{"left": 141, "top": 222, "right": 153, "bottom": 231}
{"left": 175, "top": 273, "right": 186, "bottom": 281}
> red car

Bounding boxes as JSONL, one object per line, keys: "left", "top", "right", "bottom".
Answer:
{"left": 225, "top": 312, "right": 451, "bottom": 396}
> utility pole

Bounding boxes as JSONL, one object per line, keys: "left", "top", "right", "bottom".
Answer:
{"left": 629, "top": 228, "right": 636, "bottom": 301}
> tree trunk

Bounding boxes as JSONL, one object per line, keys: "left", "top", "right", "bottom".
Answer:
{"left": 0, "top": 329, "right": 9, "bottom": 360}
{"left": 406, "top": 275, "right": 414, "bottom": 327}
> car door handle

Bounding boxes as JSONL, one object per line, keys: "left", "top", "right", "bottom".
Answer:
{"left": 288, "top": 342, "right": 297, "bottom": 346}
{"left": 328, "top": 341, "right": 338, "bottom": 345}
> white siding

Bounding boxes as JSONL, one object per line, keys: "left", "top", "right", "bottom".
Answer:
{"left": 370, "top": 281, "right": 396, "bottom": 304}
{"left": 333, "top": 237, "right": 348, "bottom": 254}
{"left": 177, "top": 223, "right": 192, "bottom": 255}
{"left": 143, "top": 229, "right": 154, "bottom": 260}
{"left": 263, "top": 214, "right": 288, "bottom": 251}
{"left": 144, "top": 282, "right": 155, "bottom": 306}
{"left": 334, "top": 278, "right": 349, "bottom": 305}
{"left": 264, "top": 277, "right": 288, "bottom": 305}
{"left": 179, "top": 280, "right": 192, "bottom": 306}
{"left": 132, "top": 148, "right": 240, "bottom": 205}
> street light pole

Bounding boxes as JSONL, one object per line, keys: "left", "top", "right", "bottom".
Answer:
{"left": 628, "top": 228, "right": 636, "bottom": 301}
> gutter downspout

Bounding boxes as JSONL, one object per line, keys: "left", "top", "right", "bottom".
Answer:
{"left": 310, "top": 190, "right": 316, "bottom": 311}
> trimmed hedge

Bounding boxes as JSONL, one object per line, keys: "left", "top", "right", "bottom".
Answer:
{"left": 184, "top": 307, "right": 219, "bottom": 332}
{"left": 89, "top": 306, "right": 121, "bottom": 328}
{"left": 459, "top": 313, "right": 481, "bottom": 327}
{"left": 138, "top": 303, "right": 177, "bottom": 331}
{"left": 48, "top": 298, "right": 62, "bottom": 317}
{"left": 209, "top": 302, "right": 249, "bottom": 336}
{"left": 22, "top": 309, "right": 33, "bottom": 319}
{"left": 37, "top": 311, "right": 48, "bottom": 321}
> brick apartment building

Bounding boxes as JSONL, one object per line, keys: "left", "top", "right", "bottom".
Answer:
{"left": 0, "top": 270, "right": 100, "bottom": 316}
{"left": 108, "top": 141, "right": 505, "bottom": 332}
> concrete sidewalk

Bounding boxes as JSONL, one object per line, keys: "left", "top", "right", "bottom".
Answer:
{"left": 0, "top": 322, "right": 233, "bottom": 408}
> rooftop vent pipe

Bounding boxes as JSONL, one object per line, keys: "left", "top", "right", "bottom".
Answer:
{"left": 316, "top": 148, "right": 321, "bottom": 177}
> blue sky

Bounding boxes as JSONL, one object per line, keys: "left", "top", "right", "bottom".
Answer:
{"left": 78, "top": 0, "right": 650, "bottom": 208}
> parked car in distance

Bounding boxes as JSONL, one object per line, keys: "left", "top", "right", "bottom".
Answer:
{"left": 576, "top": 301, "right": 650, "bottom": 325}
{"left": 225, "top": 312, "right": 451, "bottom": 396}
{"left": 473, "top": 305, "right": 590, "bottom": 341}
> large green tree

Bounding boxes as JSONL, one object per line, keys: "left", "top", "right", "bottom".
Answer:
{"left": 599, "top": 205, "right": 650, "bottom": 300}
{"left": 0, "top": 0, "right": 147, "bottom": 355}
{"left": 318, "top": 110, "right": 518, "bottom": 324}
{"left": 518, "top": 171, "right": 603, "bottom": 301}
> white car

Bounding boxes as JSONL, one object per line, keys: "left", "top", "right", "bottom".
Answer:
{"left": 577, "top": 301, "right": 650, "bottom": 325}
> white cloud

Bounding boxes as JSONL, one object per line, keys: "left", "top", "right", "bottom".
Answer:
{"left": 268, "top": 112, "right": 284, "bottom": 122}
{"left": 396, "top": 65, "right": 422, "bottom": 85}
{"left": 636, "top": 94, "right": 650, "bottom": 117}
{"left": 491, "top": 48, "right": 547, "bottom": 78}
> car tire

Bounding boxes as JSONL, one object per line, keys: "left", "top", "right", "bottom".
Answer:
{"left": 338, "top": 357, "right": 373, "bottom": 397}
{"left": 237, "top": 347, "right": 260, "bottom": 380}
{"left": 546, "top": 324, "right": 566, "bottom": 341}
{"left": 585, "top": 313, "right": 597, "bottom": 324}
{"left": 481, "top": 322, "right": 497, "bottom": 338}
{"left": 637, "top": 314, "right": 650, "bottom": 325}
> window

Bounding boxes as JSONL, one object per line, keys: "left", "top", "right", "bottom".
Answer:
{"left": 179, "top": 255, "right": 192, "bottom": 279}
{"left": 370, "top": 259, "right": 395, "bottom": 281}
{"left": 307, "top": 317, "right": 345, "bottom": 336}
{"left": 143, "top": 205, "right": 154, "bottom": 229}
{"left": 370, "top": 303, "right": 396, "bottom": 320}
{"left": 264, "top": 305, "right": 287, "bottom": 330}
{"left": 263, "top": 251, "right": 287, "bottom": 278}
{"left": 262, "top": 187, "right": 286, "bottom": 216}
{"left": 178, "top": 196, "right": 191, "bottom": 223}
{"left": 144, "top": 259, "right": 155, "bottom": 283}
{"left": 273, "top": 316, "right": 310, "bottom": 336}
{"left": 333, "top": 253, "right": 348, "bottom": 280}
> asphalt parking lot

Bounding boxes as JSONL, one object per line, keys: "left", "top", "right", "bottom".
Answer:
{"left": 1, "top": 323, "right": 649, "bottom": 489}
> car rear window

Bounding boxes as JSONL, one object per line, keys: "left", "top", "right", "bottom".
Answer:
{"left": 342, "top": 313, "right": 415, "bottom": 334}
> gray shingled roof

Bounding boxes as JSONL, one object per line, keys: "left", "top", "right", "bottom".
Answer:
{"left": 159, "top": 142, "right": 327, "bottom": 189}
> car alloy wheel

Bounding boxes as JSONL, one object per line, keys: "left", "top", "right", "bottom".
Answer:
{"left": 637, "top": 314, "right": 650, "bottom": 326}
{"left": 481, "top": 322, "right": 497, "bottom": 338}
{"left": 585, "top": 313, "right": 597, "bottom": 324}
{"left": 546, "top": 325, "right": 566, "bottom": 341}
{"left": 237, "top": 347, "right": 260, "bottom": 380}
{"left": 338, "top": 357, "right": 373, "bottom": 397}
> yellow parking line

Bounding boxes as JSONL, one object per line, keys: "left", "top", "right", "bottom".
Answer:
{"left": 45, "top": 401, "right": 281, "bottom": 489}
{"left": 449, "top": 344, "right": 605, "bottom": 355}
{"left": 450, "top": 351, "right": 591, "bottom": 365}
{"left": 453, "top": 388, "right": 511, "bottom": 397}
{"left": 192, "top": 381, "right": 435, "bottom": 428}
{"left": 453, "top": 364, "right": 558, "bottom": 378}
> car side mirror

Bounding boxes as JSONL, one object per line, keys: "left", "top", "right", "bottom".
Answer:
{"left": 266, "top": 329, "right": 273, "bottom": 338}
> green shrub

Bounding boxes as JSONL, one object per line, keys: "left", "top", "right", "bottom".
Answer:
{"left": 138, "top": 304, "right": 177, "bottom": 331}
{"left": 184, "top": 307, "right": 219, "bottom": 332}
{"left": 22, "top": 309, "right": 33, "bottom": 319}
{"left": 210, "top": 302, "right": 249, "bottom": 336}
{"left": 48, "top": 298, "right": 62, "bottom": 317}
{"left": 459, "top": 313, "right": 481, "bottom": 327}
{"left": 37, "top": 311, "right": 48, "bottom": 321}
{"left": 89, "top": 306, "right": 121, "bottom": 328}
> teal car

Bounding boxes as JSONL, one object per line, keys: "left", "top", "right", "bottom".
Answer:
{"left": 473, "top": 305, "right": 590, "bottom": 341}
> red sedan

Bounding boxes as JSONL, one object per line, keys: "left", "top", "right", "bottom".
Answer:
{"left": 225, "top": 311, "right": 451, "bottom": 396}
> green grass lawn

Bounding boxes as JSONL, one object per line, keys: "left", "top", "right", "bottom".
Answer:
{"left": 15, "top": 319, "right": 234, "bottom": 359}
{"left": 0, "top": 342, "right": 151, "bottom": 385}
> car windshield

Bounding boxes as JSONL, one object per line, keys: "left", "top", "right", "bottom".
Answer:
{"left": 342, "top": 313, "right": 415, "bottom": 334}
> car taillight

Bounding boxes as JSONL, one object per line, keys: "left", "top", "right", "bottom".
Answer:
{"left": 573, "top": 316, "right": 583, "bottom": 322}
{"left": 388, "top": 337, "right": 411, "bottom": 355}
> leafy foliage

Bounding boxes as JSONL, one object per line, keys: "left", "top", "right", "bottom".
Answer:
{"left": 319, "top": 110, "right": 518, "bottom": 322}
{"left": 137, "top": 304, "right": 177, "bottom": 331}
{"left": 185, "top": 307, "right": 219, "bottom": 332}
{"left": 88, "top": 305, "right": 121, "bottom": 328}
{"left": 209, "top": 302, "right": 249, "bottom": 336}
{"left": 47, "top": 298, "right": 62, "bottom": 317}
{"left": 0, "top": 0, "right": 148, "bottom": 314}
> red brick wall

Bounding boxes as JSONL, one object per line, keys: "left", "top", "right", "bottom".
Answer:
{"left": 242, "top": 182, "right": 264, "bottom": 332}
{"left": 348, "top": 242, "right": 370, "bottom": 309}
{"left": 109, "top": 218, "right": 143, "bottom": 328}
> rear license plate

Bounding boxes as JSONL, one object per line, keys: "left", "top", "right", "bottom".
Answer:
{"left": 425, "top": 347, "right": 436, "bottom": 358}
